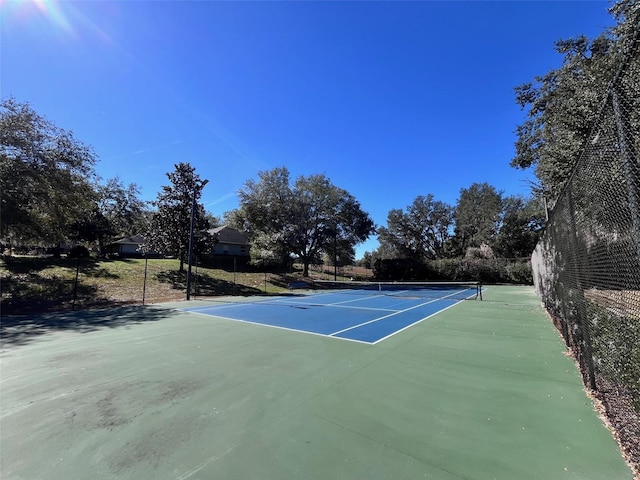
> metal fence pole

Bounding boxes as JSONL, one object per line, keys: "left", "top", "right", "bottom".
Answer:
{"left": 72, "top": 256, "right": 80, "bottom": 311}
{"left": 186, "top": 189, "right": 197, "bottom": 301}
{"left": 566, "top": 188, "right": 597, "bottom": 391}
{"left": 142, "top": 255, "right": 148, "bottom": 305}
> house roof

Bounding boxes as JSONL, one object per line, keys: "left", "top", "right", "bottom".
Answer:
{"left": 111, "top": 235, "right": 145, "bottom": 245}
{"left": 211, "top": 226, "right": 249, "bottom": 245}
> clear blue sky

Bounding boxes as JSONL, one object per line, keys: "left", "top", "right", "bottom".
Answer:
{"left": 2, "top": 1, "right": 614, "bottom": 258}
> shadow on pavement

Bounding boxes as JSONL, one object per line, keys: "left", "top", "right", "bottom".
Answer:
{"left": 0, "top": 305, "right": 173, "bottom": 349}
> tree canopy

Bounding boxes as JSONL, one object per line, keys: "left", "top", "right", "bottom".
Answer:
{"left": 453, "top": 182, "right": 503, "bottom": 255}
{"left": 511, "top": 1, "right": 639, "bottom": 202}
{"left": 97, "top": 178, "right": 147, "bottom": 239}
{"left": 493, "top": 195, "right": 545, "bottom": 258}
{"left": 1, "top": 98, "right": 151, "bottom": 253}
{"left": 375, "top": 183, "right": 543, "bottom": 263}
{"left": 68, "top": 177, "right": 149, "bottom": 253}
{"left": 1, "top": 97, "right": 98, "bottom": 246}
{"left": 3, "top": 96, "right": 547, "bottom": 270}
{"left": 377, "top": 195, "right": 454, "bottom": 261}
{"left": 236, "top": 167, "right": 375, "bottom": 276}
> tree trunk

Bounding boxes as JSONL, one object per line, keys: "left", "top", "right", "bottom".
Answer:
{"left": 302, "top": 259, "right": 310, "bottom": 277}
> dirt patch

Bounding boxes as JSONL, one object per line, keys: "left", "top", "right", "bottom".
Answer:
{"left": 152, "top": 379, "right": 204, "bottom": 406}
{"left": 78, "top": 378, "right": 205, "bottom": 432}
{"left": 107, "top": 413, "right": 212, "bottom": 474}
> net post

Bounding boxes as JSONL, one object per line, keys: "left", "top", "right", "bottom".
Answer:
{"left": 478, "top": 281, "right": 482, "bottom": 301}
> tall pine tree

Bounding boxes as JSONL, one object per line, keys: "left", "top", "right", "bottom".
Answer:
{"left": 145, "top": 163, "right": 213, "bottom": 271}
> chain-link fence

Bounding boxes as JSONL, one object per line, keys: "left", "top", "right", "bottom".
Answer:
{"left": 0, "top": 256, "right": 306, "bottom": 316}
{"left": 531, "top": 28, "right": 640, "bottom": 472}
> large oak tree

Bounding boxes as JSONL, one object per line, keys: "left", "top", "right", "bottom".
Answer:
{"left": 1, "top": 98, "right": 98, "bottom": 248}
{"left": 377, "top": 194, "right": 454, "bottom": 261}
{"left": 453, "top": 182, "right": 503, "bottom": 255}
{"left": 237, "top": 167, "right": 375, "bottom": 276}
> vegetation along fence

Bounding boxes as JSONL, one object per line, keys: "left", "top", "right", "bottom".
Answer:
{"left": 530, "top": 27, "right": 640, "bottom": 471}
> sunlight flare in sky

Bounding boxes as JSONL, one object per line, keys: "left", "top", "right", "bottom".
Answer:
{"left": 2, "top": 0, "right": 112, "bottom": 43}
{"left": 5, "top": 0, "right": 75, "bottom": 36}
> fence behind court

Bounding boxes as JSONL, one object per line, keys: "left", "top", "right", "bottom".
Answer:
{"left": 530, "top": 26, "right": 640, "bottom": 472}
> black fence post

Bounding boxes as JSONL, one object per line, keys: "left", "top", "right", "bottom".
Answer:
{"left": 72, "top": 256, "right": 80, "bottom": 311}
{"left": 142, "top": 255, "right": 149, "bottom": 305}
{"left": 566, "top": 188, "right": 597, "bottom": 391}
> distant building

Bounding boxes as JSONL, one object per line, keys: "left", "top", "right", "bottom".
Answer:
{"left": 210, "top": 226, "right": 250, "bottom": 257}
{"left": 106, "top": 236, "right": 159, "bottom": 258}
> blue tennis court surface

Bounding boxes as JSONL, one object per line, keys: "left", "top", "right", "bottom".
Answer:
{"left": 181, "top": 287, "right": 476, "bottom": 344}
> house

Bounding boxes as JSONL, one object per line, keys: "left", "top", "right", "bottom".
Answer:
{"left": 211, "top": 226, "right": 250, "bottom": 257}
{"left": 106, "top": 235, "right": 149, "bottom": 257}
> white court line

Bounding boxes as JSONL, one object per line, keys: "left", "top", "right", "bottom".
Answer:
{"left": 271, "top": 299, "right": 397, "bottom": 312}
{"left": 184, "top": 309, "right": 372, "bottom": 345}
{"left": 324, "top": 294, "right": 389, "bottom": 306}
{"left": 186, "top": 299, "right": 395, "bottom": 314}
{"left": 371, "top": 299, "right": 467, "bottom": 344}
{"left": 328, "top": 289, "right": 471, "bottom": 337}
{"left": 181, "top": 302, "right": 272, "bottom": 313}
{"left": 371, "top": 288, "right": 481, "bottom": 343}
{"left": 182, "top": 296, "right": 300, "bottom": 313}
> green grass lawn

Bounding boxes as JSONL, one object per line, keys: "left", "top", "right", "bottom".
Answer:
{"left": 0, "top": 256, "right": 305, "bottom": 316}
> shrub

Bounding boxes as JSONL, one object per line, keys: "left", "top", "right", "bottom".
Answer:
{"left": 374, "top": 257, "right": 533, "bottom": 284}
{"left": 68, "top": 245, "right": 90, "bottom": 259}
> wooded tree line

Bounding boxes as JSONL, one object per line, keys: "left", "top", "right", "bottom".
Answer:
{"left": 0, "top": 98, "right": 213, "bottom": 271}
{"left": 0, "top": 97, "right": 543, "bottom": 276}
{"left": 0, "top": 99, "right": 373, "bottom": 275}
{"left": 2, "top": 1, "right": 635, "bottom": 273}
{"left": 0, "top": 98, "right": 147, "bottom": 253}
{"left": 370, "top": 185, "right": 544, "bottom": 267}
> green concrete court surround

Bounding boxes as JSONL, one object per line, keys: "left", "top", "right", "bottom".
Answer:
{"left": 0, "top": 285, "right": 633, "bottom": 479}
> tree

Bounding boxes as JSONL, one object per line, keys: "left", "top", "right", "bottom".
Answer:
{"left": 377, "top": 194, "right": 454, "bottom": 261}
{"left": 324, "top": 239, "right": 356, "bottom": 269}
{"left": 493, "top": 195, "right": 545, "bottom": 258}
{"left": 67, "top": 178, "right": 149, "bottom": 253}
{"left": 145, "top": 163, "right": 214, "bottom": 271}
{"left": 373, "top": 238, "right": 403, "bottom": 261}
{"left": 357, "top": 251, "right": 374, "bottom": 270}
{"left": 453, "top": 183, "right": 503, "bottom": 256}
{"left": 222, "top": 209, "right": 246, "bottom": 231}
{"left": 0, "top": 97, "right": 98, "bottom": 248}
{"left": 237, "top": 167, "right": 375, "bottom": 276}
{"left": 204, "top": 212, "right": 222, "bottom": 230}
{"left": 98, "top": 178, "right": 147, "bottom": 236}
{"left": 511, "top": 2, "right": 639, "bottom": 202}
{"left": 66, "top": 204, "right": 110, "bottom": 249}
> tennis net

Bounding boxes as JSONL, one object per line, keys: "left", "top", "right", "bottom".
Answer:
{"left": 311, "top": 280, "right": 482, "bottom": 301}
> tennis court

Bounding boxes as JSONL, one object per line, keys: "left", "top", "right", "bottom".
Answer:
{"left": 181, "top": 281, "right": 480, "bottom": 344}
{"left": 0, "top": 285, "right": 633, "bottom": 479}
